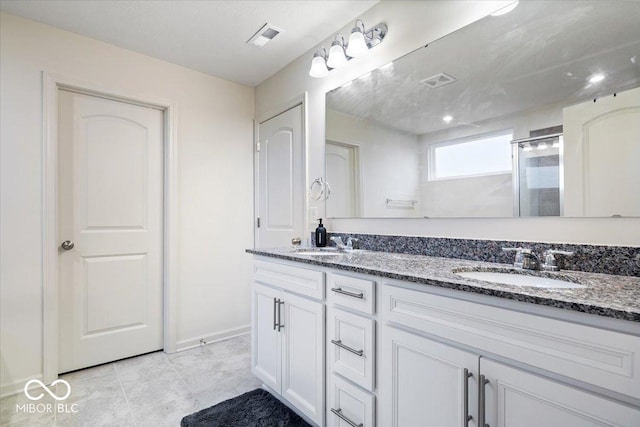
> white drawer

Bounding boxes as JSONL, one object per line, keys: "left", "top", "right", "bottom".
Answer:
{"left": 328, "top": 307, "right": 375, "bottom": 391}
{"left": 254, "top": 260, "right": 324, "bottom": 299}
{"left": 381, "top": 284, "right": 640, "bottom": 400}
{"left": 327, "top": 374, "right": 375, "bottom": 427}
{"left": 328, "top": 273, "right": 375, "bottom": 314}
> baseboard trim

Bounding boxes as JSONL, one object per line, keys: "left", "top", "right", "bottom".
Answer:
{"left": 1, "top": 374, "right": 44, "bottom": 399}
{"left": 174, "top": 325, "right": 251, "bottom": 352}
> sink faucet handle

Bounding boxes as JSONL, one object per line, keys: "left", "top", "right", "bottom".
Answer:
{"left": 545, "top": 249, "right": 574, "bottom": 257}
{"left": 542, "top": 249, "right": 574, "bottom": 271}
{"left": 502, "top": 247, "right": 538, "bottom": 270}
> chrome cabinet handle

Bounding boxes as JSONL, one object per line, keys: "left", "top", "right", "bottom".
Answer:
{"left": 273, "top": 298, "right": 278, "bottom": 331}
{"left": 330, "top": 408, "right": 363, "bottom": 427}
{"left": 330, "top": 287, "right": 364, "bottom": 299}
{"left": 277, "top": 300, "right": 284, "bottom": 331}
{"left": 330, "top": 339, "right": 363, "bottom": 357}
{"left": 61, "top": 240, "right": 74, "bottom": 250}
{"left": 479, "top": 374, "right": 490, "bottom": 427}
{"left": 464, "top": 368, "right": 473, "bottom": 424}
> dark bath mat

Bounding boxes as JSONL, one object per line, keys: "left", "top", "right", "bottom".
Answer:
{"left": 181, "top": 388, "right": 312, "bottom": 427}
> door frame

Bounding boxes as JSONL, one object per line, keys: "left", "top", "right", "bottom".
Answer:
{"left": 325, "top": 139, "right": 363, "bottom": 217}
{"left": 253, "top": 93, "right": 308, "bottom": 248}
{"left": 41, "top": 72, "right": 179, "bottom": 384}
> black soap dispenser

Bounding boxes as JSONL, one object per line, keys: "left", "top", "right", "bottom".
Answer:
{"left": 315, "top": 218, "right": 327, "bottom": 247}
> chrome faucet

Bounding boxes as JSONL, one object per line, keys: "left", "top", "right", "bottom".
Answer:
{"left": 330, "top": 236, "right": 359, "bottom": 251}
{"left": 330, "top": 236, "right": 348, "bottom": 250}
{"left": 502, "top": 247, "right": 540, "bottom": 270}
{"left": 541, "top": 249, "right": 574, "bottom": 271}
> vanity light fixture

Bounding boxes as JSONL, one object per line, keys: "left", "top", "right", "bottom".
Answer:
{"left": 309, "top": 47, "right": 329, "bottom": 78}
{"left": 589, "top": 73, "right": 605, "bottom": 84}
{"left": 346, "top": 19, "right": 369, "bottom": 57}
{"left": 442, "top": 115, "right": 453, "bottom": 123}
{"left": 491, "top": 1, "right": 519, "bottom": 16}
{"left": 308, "top": 19, "right": 388, "bottom": 78}
{"left": 327, "top": 35, "right": 348, "bottom": 68}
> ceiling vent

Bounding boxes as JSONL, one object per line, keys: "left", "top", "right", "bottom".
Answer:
{"left": 420, "top": 72, "right": 457, "bottom": 88}
{"left": 247, "top": 23, "right": 283, "bottom": 48}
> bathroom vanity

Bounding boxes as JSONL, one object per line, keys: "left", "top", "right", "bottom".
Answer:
{"left": 247, "top": 247, "right": 640, "bottom": 427}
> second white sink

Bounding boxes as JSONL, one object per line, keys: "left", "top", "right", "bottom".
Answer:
{"left": 455, "top": 270, "right": 585, "bottom": 289}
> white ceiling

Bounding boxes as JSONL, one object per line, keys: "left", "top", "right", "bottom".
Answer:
{"left": 0, "top": 0, "right": 378, "bottom": 87}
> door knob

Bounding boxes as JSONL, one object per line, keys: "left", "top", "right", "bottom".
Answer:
{"left": 61, "top": 240, "right": 74, "bottom": 250}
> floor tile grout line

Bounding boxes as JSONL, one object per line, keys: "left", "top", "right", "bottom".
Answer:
{"left": 164, "top": 352, "right": 190, "bottom": 389}
{"left": 113, "top": 362, "right": 139, "bottom": 427}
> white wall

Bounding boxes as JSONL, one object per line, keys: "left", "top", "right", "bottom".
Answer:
{"left": 326, "top": 109, "right": 420, "bottom": 217}
{"left": 0, "top": 13, "right": 254, "bottom": 396}
{"left": 255, "top": 0, "right": 640, "bottom": 246}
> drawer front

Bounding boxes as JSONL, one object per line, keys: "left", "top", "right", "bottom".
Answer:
{"left": 328, "top": 307, "right": 375, "bottom": 391}
{"left": 254, "top": 260, "right": 324, "bottom": 299}
{"left": 381, "top": 284, "right": 640, "bottom": 400}
{"left": 327, "top": 374, "right": 375, "bottom": 427}
{"left": 328, "top": 273, "right": 375, "bottom": 314}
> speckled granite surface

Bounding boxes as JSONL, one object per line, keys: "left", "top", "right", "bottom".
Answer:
{"left": 327, "top": 233, "right": 640, "bottom": 276}
{"left": 246, "top": 248, "right": 640, "bottom": 322}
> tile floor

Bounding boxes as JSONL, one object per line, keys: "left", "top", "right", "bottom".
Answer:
{"left": 0, "top": 334, "right": 261, "bottom": 427}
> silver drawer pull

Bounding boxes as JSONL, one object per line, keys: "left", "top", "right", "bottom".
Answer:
{"left": 330, "top": 408, "right": 363, "bottom": 427}
{"left": 331, "top": 339, "right": 364, "bottom": 357}
{"left": 330, "top": 287, "right": 364, "bottom": 299}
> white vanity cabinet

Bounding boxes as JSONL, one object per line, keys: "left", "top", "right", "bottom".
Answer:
{"left": 250, "top": 255, "right": 640, "bottom": 427}
{"left": 379, "top": 284, "right": 640, "bottom": 427}
{"left": 326, "top": 273, "right": 377, "bottom": 427}
{"left": 251, "top": 260, "right": 325, "bottom": 425}
{"left": 481, "top": 358, "right": 640, "bottom": 427}
{"left": 380, "top": 326, "right": 639, "bottom": 427}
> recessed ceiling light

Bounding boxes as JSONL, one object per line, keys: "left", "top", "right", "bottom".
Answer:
{"left": 247, "top": 23, "right": 283, "bottom": 48}
{"left": 491, "top": 1, "right": 519, "bottom": 16}
{"left": 443, "top": 115, "right": 453, "bottom": 123}
{"left": 589, "top": 74, "right": 605, "bottom": 84}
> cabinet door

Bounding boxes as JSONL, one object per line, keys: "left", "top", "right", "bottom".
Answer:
{"left": 481, "top": 358, "right": 640, "bottom": 427}
{"left": 281, "top": 291, "right": 325, "bottom": 426}
{"left": 252, "top": 283, "right": 281, "bottom": 393}
{"left": 380, "top": 326, "right": 479, "bottom": 427}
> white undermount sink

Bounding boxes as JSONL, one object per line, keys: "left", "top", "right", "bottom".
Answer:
{"left": 454, "top": 270, "right": 586, "bottom": 289}
{"left": 293, "top": 248, "right": 343, "bottom": 256}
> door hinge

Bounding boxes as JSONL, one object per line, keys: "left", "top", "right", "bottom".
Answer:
{"left": 256, "top": 141, "right": 261, "bottom": 152}
{"left": 257, "top": 217, "right": 261, "bottom": 228}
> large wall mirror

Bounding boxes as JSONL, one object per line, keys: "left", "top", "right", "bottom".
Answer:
{"left": 325, "top": 1, "right": 639, "bottom": 218}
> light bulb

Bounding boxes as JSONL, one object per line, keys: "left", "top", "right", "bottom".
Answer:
{"left": 346, "top": 29, "right": 368, "bottom": 57}
{"left": 309, "top": 54, "right": 329, "bottom": 78}
{"left": 327, "top": 41, "right": 347, "bottom": 68}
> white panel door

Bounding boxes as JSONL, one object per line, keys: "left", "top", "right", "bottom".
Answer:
{"left": 380, "top": 326, "right": 479, "bottom": 427}
{"left": 326, "top": 141, "right": 359, "bottom": 217}
{"left": 563, "top": 86, "right": 640, "bottom": 216}
{"left": 251, "top": 283, "right": 282, "bottom": 393}
{"left": 481, "top": 358, "right": 640, "bottom": 427}
{"left": 257, "top": 105, "right": 304, "bottom": 248}
{"left": 281, "top": 291, "right": 324, "bottom": 425}
{"left": 58, "top": 90, "right": 163, "bottom": 373}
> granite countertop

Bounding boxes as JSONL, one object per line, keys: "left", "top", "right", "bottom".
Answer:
{"left": 246, "top": 247, "right": 640, "bottom": 322}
